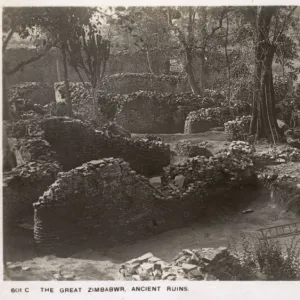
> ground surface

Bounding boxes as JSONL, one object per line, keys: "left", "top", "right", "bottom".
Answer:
{"left": 5, "top": 131, "right": 300, "bottom": 281}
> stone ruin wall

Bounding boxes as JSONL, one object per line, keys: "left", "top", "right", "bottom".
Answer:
{"left": 8, "top": 82, "right": 55, "bottom": 106}
{"left": 42, "top": 117, "right": 171, "bottom": 176}
{"left": 33, "top": 158, "right": 165, "bottom": 253}
{"left": 3, "top": 161, "right": 62, "bottom": 230}
{"left": 54, "top": 82, "right": 199, "bottom": 134}
{"left": 32, "top": 158, "right": 239, "bottom": 254}
{"left": 100, "top": 73, "right": 190, "bottom": 94}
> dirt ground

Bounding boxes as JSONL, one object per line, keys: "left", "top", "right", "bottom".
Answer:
{"left": 5, "top": 131, "right": 300, "bottom": 281}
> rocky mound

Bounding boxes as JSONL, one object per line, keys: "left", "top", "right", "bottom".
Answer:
{"left": 119, "top": 247, "right": 254, "bottom": 281}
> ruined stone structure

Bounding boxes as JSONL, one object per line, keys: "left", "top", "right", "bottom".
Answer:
{"left": 42, "top": 117, "right": 171, "bottom": 176}
{"left": 8, "top": 82, "right": 55, "bottom": 106}
{"left": 3, "top": 161, "right": 62, "bottom": 229}
{"left": 33, "top": 158, "right": 165, "bottom": 253}
{"left": 32, "top": 140, "right": 258, "bottom": 254}
{"left": 54, "top": 82, "right": 209, "bottom": 133}
{"left": 100, "top": 73, "right": 189, "bottom": 94}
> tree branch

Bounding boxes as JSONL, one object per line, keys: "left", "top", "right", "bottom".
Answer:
{"left": 3, "top": 27, "right": 16, "bottom": 52}
{"left": 207, "top": 8, "right": 229, "bottom": 39}
{"left": 275, "top": 7, "right": 296, "bottom": 42}
{"left": 4, "top": 42, "right": 55, "bottom": 75}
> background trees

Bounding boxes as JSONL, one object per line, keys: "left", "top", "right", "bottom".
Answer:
{"left": 3, "top": 6, "right": 300, "bottom": 141}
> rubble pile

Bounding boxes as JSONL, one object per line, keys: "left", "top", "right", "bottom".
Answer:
{"left": 33, "top": 158, "right": 163, "bottom": 252}
{"left": 255, "top": 146, "right": 300, "bottom": 165}
{"left": 3, "top": 160, "right": 62, "bottom": 227}
{"left": 13, "top": 138, "right": 57, "bottom": 165}
{"left": 161, "top": 141, "right": 256, "bottom": 201}
{"left": 175, "top": 140, "right": 213, "bottom": 157}
{"left": 184, "top": 107, "right": 230, "bottom": 134}
{"left": 224, "top": 115, "right": 252, "bottom": 141}
{"left": 42, "top": 117, "right": 170, "bottom": 176}
{"left": 119, "top": 247, "right": 253, "bottom": 281}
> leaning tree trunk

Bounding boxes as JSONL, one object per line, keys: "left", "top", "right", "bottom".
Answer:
{"left": 185, "top": 48, "right": 201, "bottom": 95}
{"left": 61, "top": 44, "right": 73, "bottom": 117}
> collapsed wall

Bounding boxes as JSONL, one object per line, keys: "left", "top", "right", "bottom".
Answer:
{"left": 33, "top": 158, "right": 164, "bottom": 253}
{"left": 3, "top": 160, "right": 62, "bottom": 229}
{"left": 42, "top": 117, "right": 171, "bottom": 176}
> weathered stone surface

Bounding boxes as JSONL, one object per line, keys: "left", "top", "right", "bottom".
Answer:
{"left": 33, "top": 159, "right": 164, "bottom": 253}
{"left": 175, "top": 140, "right": 213, "bottom": 157}
{"left": 13, "top": 138, "right": 57, "bottom": 166}
{"left": 3, "top": 160, "right": 62, "bottom": 228}
{"left": 42, "top": 117, "right": 170, "bottom": 176}
{"left": 184, "top": 107, "right": 230, "bottom": 134}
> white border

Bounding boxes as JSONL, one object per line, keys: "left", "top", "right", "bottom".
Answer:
{"left": 1, "top": 1, "right": 300, "bottom": 300}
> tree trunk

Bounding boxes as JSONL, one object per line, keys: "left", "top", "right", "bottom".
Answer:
{"left": 250, "top": 6, "right": 281, "bottom": 142}
{"left": 92, "top": 86, "right": 99, "bottom": 125}
{"left": 56, "top": 48, "right": 61, "bottom": 82}
{"left": 61, "top": 43, "right": 72, "bottom": 117}
{"left": 185, "top": 48, "right": 201, "bottom": 95}
{"left": 199, "top": 50, "right": 205, "bottom": 97}
{"left": 3, "top": 75, "right": 11, "bottom": 120}
{"left": 224, "top": 13, "right": 231, "bottom": 104}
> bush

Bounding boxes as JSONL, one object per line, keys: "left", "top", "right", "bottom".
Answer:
{"left": 229, "top": 233, "right": 300, "bottom": 280}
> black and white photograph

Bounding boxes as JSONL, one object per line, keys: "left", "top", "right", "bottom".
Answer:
{"left": 2, "top": 4, "right": 300, "bottom": 285}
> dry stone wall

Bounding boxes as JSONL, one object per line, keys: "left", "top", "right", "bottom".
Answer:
{"left": 3, "top": 160, "right": 62, "bottom": 229}
{"left": 100, "top": 73, "right": 189, "bottom": 94}
{"left": 13, "top": 138, "right": 57, "bottom": 166}
{"left": 32, "top": 142, "right": 258, "bottom": 254}
{"left": 54, "top": 82, "right": 216, "bottom": 133}
{"left": 184, "top": 107, "right": 230, "bottom": 134}
{"left": 33, "top": 158, "right": 164, "bottom": 253}
{"left": 8, "top": 82, "right": 55, "bottom": 106}
{"left": 42, "top": 117, "right": 171, "bottom": 176}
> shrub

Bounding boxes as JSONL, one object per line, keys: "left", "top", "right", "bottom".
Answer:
{"left": 229, "top": 233, "right": 300, "bottom": 280}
